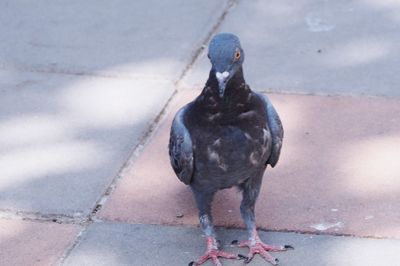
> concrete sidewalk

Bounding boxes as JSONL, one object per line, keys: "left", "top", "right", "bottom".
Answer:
{"left": 62, "top": 223, "right": 400, "bottom": 266}
{"left": 1, "top": 0, "right": 400, "bottom": 265}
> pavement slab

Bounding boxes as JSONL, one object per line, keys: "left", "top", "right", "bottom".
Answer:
{"left": 0, "top": 0, "right": 232, "bottom": 216}
{"left": 63, "top": 222, "right": 400, "bottom": 266}
{"left": 183, "top": 0, "right": 400, "bottom": 97}
{"left": 0, "top": 69, "right": 175, "bottom": 215}
{"left": 100, "top": 89, "right": 400, "bottom": 239}
{"left": 0, "top": 0, "right": 229, "bottom": 80}
{"left": 0, "top": 218, "right": 80, "bottom": 266}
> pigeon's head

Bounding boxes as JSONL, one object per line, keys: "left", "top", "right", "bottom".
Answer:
{"left": 208, "top": 33, "right": 244, "bottom": 97}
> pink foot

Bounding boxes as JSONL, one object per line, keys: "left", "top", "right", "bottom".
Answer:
{"left": 233, "top": 237, "right": 293, "bottom": 265}
{"left": 189, "top": 237, "right": 242, "bottom": 266}
{"left": 189, "top": 249, "right": 239, "bottom": 266}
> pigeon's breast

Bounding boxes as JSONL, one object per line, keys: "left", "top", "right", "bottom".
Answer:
{"left": 192, "top": 122, "right": 270, "bottom": 189}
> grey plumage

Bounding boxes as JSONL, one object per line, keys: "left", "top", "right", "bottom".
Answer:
{"left": 169, "top": 33, "right": 287, "bottom": 265}
{"left": 169, "top": 103, "right": 194, "bottom": 185}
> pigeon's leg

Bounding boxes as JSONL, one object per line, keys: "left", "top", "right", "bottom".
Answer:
{"left": 237, "top": 176, "right": 293, "bottom": 265}
{"left": 189, "top": 189, "right": 240, "bottom": 266}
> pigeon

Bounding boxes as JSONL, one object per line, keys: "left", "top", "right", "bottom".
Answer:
{"left": 169, "top": 33, "right": 291, "bottom": 265}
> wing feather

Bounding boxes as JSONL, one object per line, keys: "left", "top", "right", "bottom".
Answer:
{"left": 257, "top": 93, "right": 284, "bottom": 167}
{"left": 168, "top": 104, "right": 194, "bottom": 185}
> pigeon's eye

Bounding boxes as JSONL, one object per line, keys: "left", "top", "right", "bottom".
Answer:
{"left": 234, "top": 50, "right": 241, "bottom": 60}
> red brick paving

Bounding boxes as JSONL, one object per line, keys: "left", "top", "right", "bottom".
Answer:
{"left": 0, "top": 219, "right": 80, "bottom": 266}
{"left": 99, "top": 90, "right": 400, "bottom": 239}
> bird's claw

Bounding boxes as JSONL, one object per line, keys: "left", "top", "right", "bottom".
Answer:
{"left": 284, "top": 244, "right": 294, "bottom": 250}
{"left": 234, "top": 240, "right": 293, "bottom": 265}
{"left": 238, "top": 254, "right": 249, "bottom": 260}
{"left": 245, "top": 243, "right": 279, "bottom": 265}
{"left": 189, "top": 248, "right": 239, "bottom": 266}
{"left": 244, "top": 255, "right": 279, "bottom": 265}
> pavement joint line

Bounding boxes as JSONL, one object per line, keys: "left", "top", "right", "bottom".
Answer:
{"left": 57, "top": 225, "right": 88, "bottom": 265}
{"left": 3, "top": 205, "right": 396, "bottom": 241}
{"left": 177, "top": 87, "right": 400, "bottom": 100}
{"left": 0, "top": 209, "right": 88, "bottom": 225}
{"left": 157, "top": 222, "right": 400, "bottom": 241}
{"left": 68, "top": 218, "right": 400, "bottom": 242}
{"left": 253, "top": 228, "right": 398, "bottom": 241}
{"left": 257, "top": 88, "right": 400, "bottom": 99}
{"left": 86, "top": 90, "right": 180, "bottom": 219}
{"left": 0, "top": 63, "right": 175, "bottom": 82}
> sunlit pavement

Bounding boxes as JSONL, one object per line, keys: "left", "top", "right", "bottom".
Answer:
{"left": 1, "top": 1, "right": 400, "bottom": 265}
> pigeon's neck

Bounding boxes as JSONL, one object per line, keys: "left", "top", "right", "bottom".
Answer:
{"left": 225, "top": 67, "right": 246, "bottom": 97}
{"left": 205, "top": 67, "right": 248, "bottom": 101}
{"left": 197, "top": 67, "right": 251, "bottom": 120}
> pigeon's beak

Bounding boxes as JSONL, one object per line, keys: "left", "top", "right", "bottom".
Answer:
{"left": 215, "top": 71, "right": 230, "bottom": 98}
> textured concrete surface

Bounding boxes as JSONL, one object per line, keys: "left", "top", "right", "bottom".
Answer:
{"left": 100, "top": 89, "right": 400, "bottom": 239}
{"left": 183, "top": 0, "right": 400, "bottom": 97}
{"left": 1, "top": 0, "right": 400, "bottom": 265}
{"left": 0, "top": 218, "right": 80, "bottom": 266}
{"left": 63, "top": 222, "right": 400, "bottom": 266}
{"left": 0, "top": 70, "right": 175, "bottom": 215}
{"left": 0, "top": 0, "right": 228, "bottom": 80}
{"left": 0, "top": 0, "right": 229, "bottom": 216}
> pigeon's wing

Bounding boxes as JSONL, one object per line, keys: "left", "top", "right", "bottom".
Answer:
{"left": 168, "top": 104, "right": 194, "bottom": 185}
{"left": 256, "top": 92, "right": 284, "bottom": 167}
